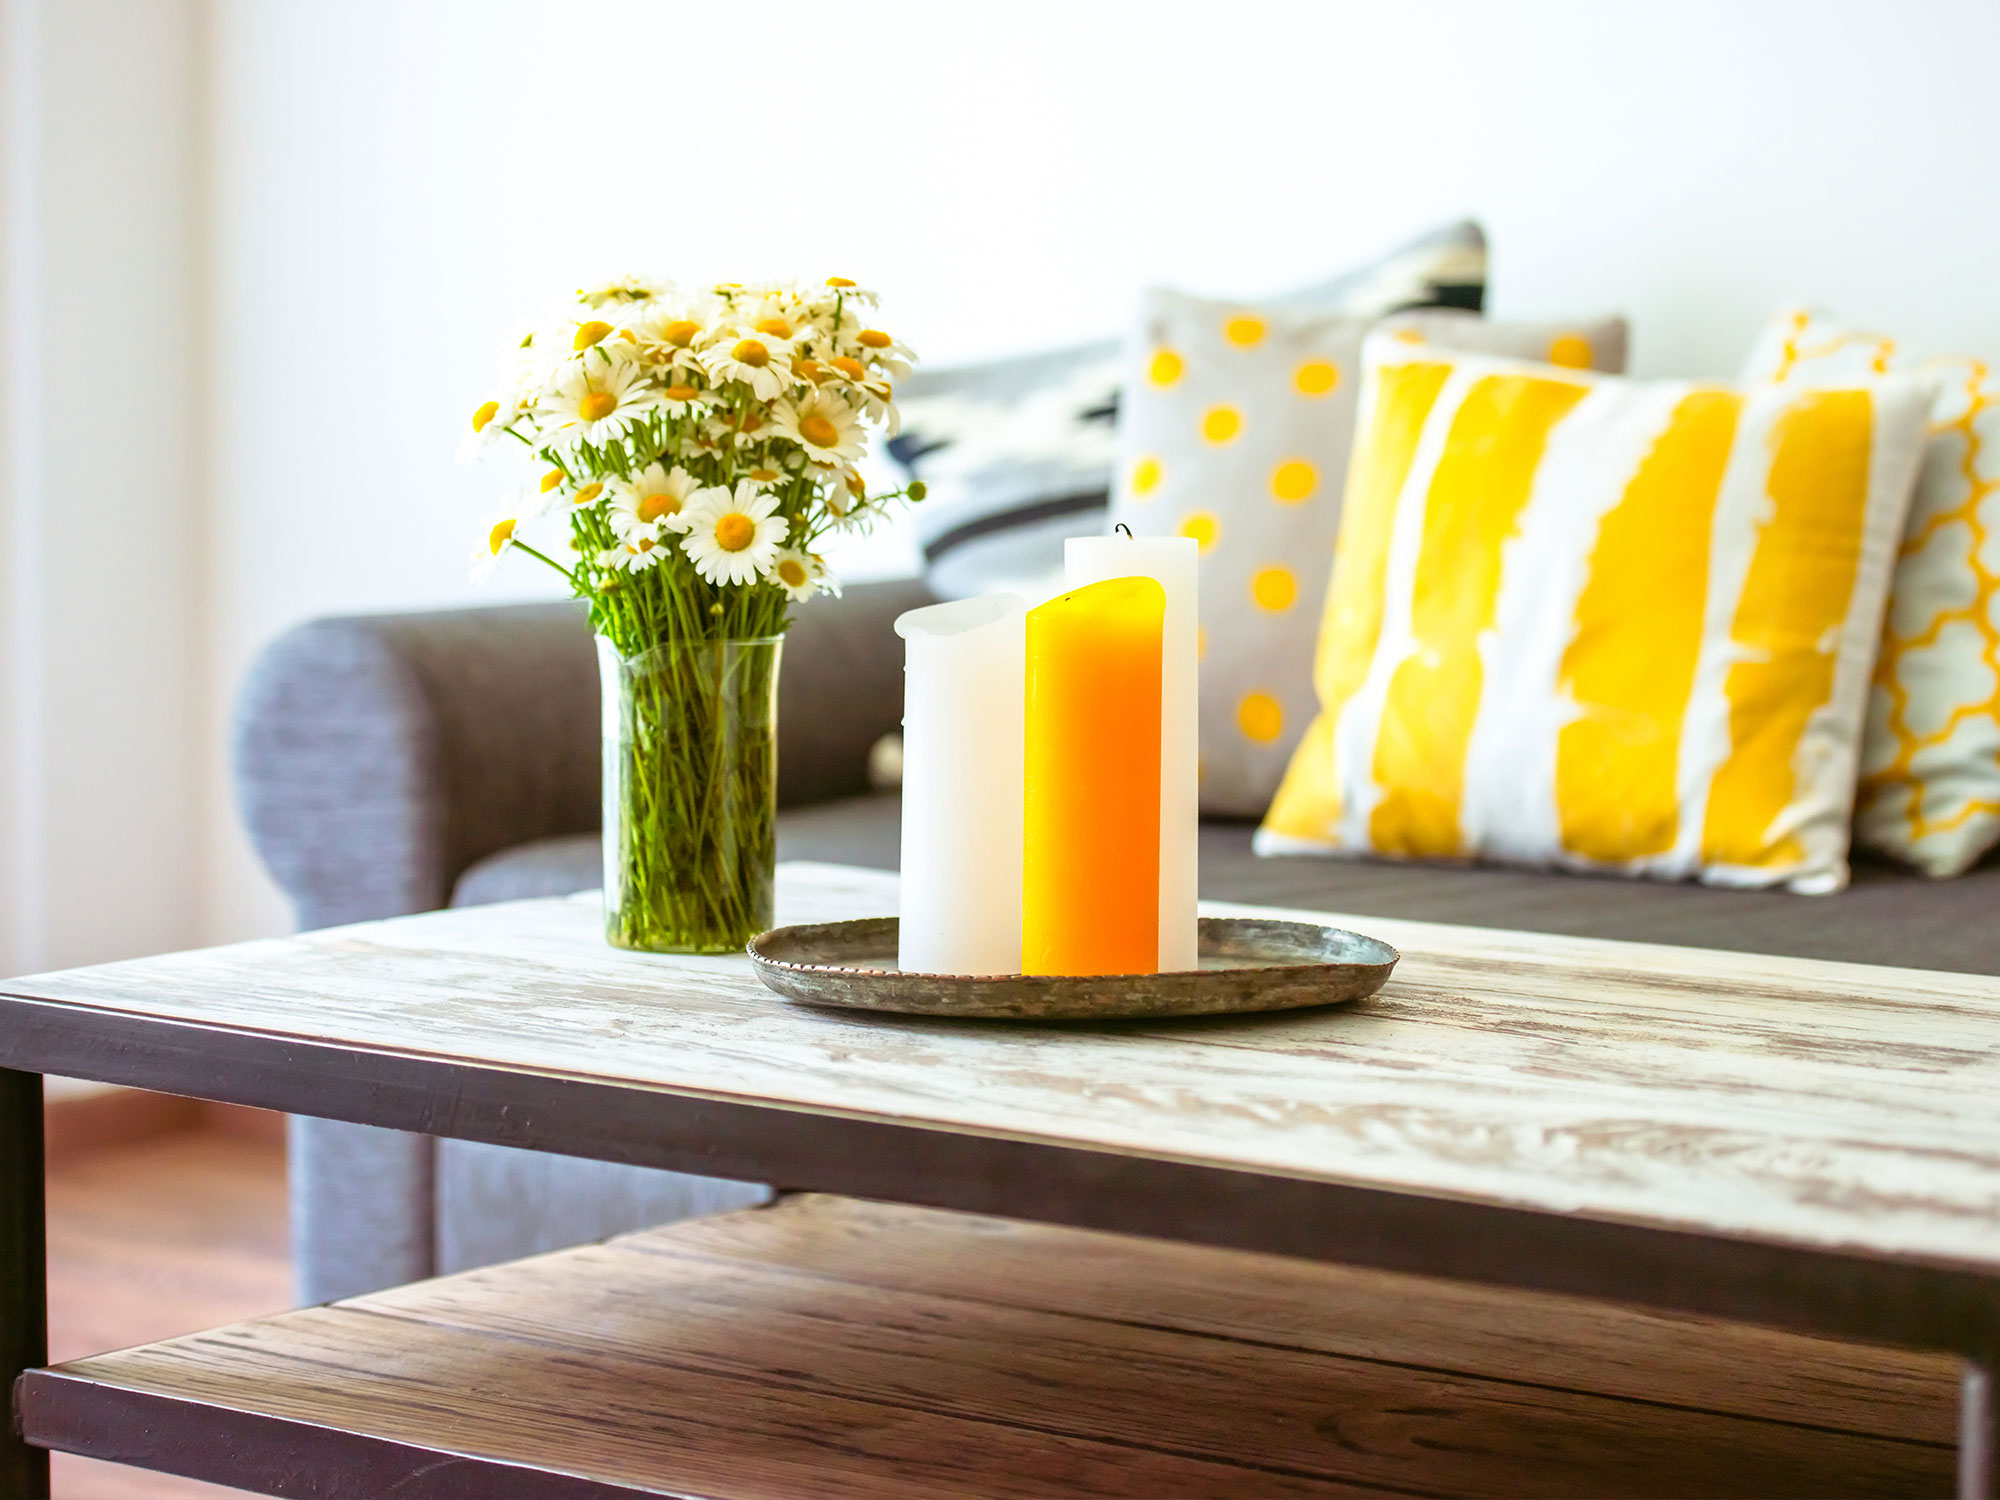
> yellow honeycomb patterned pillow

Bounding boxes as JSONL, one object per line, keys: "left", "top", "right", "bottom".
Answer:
{"left": 1109, "top": 295, "right": 1626, "bottom": 816}
{"left": 1259, "top": 336, "right": 1931, "bottom": 893}
{"left": 1743, "top": 307, "right": 2000, "bottom": 877}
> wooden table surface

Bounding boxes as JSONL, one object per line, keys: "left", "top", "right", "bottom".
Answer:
{"left": 4, "top": 861, "right": 2000, "bottom": 1355}
{"left": 5, "top": 859, "right": 1999, "bottom": 1496}
{"left": 9, "top": 862, "right": 2000, "bottom": 1266}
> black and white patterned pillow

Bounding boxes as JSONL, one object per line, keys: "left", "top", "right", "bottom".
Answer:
{"left": 890, "top": 219, "right": 1488, "bottom": 599}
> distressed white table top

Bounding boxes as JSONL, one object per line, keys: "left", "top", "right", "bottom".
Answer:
{"left": 7, "top": 862, "right": 1999, "bottom": 1272}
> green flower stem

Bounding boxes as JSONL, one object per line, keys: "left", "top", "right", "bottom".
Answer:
{"left": 602, "top": 636, "right": 780, "bottom": 953}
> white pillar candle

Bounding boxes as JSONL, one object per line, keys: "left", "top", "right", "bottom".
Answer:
{"left": 894, "top": 594, "right": 1027, "bottom": 975}
{"left": 1064, "top": 535, "right": 1199, "bottom": 972}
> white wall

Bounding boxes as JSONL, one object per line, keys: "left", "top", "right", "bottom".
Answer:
{"left": 2, "top": 0, "right": 205, "bottom": 973}
{"left": 10, "top": 0, "right": 2000, "bottom": 960}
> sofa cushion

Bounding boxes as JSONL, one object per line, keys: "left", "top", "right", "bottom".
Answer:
{"left": 456, "top": 792, "right": 2000, "bottom": 975}
{"left": 1109, "top": 304, "right": 1627, "bottom": 817}
{"left": 450, "top": 793, "right": 907, "bottom": 907}
{"left": 892, "top": 220, "right": 1489, "bottom": 603}
{"left": 1218, "top": 827, "right": 2000, "bottom": 976}
{"left": 1262, "top": 337, "right": 1932, "bottom": 894}
{"left": 1743, "top": 306, "right": 2000, "bottom": 878}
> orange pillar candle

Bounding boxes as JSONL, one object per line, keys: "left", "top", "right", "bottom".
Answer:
{"left": 1022, "top": 575, "right": 1165, "bottom": 975}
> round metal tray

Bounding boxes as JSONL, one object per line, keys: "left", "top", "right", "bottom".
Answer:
{"left": 746, "top": 916, "right": 1398, "bottom": 1021}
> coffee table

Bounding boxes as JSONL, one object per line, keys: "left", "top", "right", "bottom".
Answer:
{"left": 2, "top": 861, "right": 1996, "bottom": 1497}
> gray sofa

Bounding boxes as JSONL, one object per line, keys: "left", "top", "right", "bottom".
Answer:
{"left": 235, "top": 580, "right": 2000, "bottom": 1305}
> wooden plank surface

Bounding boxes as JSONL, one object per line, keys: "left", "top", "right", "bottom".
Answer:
{"left": 21, "top": 1196, "right": 1958, "bottom": 1499}
{"left": 641, "top": 1193, "right": 1962, "bottom": 1444}
{"left": 4, "top": 862, "right": 2000, "bottom": 1278}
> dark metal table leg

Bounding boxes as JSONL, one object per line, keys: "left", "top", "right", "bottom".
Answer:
{"left": 2, "top": 1068, "right": 48, "bottom": 1499}
{"left": 1967, "top": 1358, "right": 1997, "bottom": 1500}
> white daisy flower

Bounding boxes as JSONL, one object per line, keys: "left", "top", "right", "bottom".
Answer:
{"left": 633, "top": 295, "right": 724, "bottom": 376}
{"left": 791, "top": 278, "right": 876, "bottom": 345}
{"left": 840, "top": 325, "right": 914, "bottom": 380}
{"left": 470, "top": 511, "right": 519, "bottom": 579}
{"left": 739, "top": 456, "right": 792, "bottom": 487}
{"left": 656, "top": 379, "right": 709, "bottom": 415}
{"left": 768, "top": 546, "right": 820, "bottom": 601}
{"left": 705, "top": 401, "right": 781, "bottom": 450}
{"left": 538, "top": 356, "right": 662, "bottom": 448}
{"left": 820, "top": 354, "right": 898, "bottom": 423}
{"left": 456, "top": 391, "right": 529, "bottom": 462}
{"left": 601, "top": 531, "right": 668, "bottom": 572}
{"left": 823, "top": 466, "right": 865, "bottom": 519}
{"left": 701, "top": 332, "right": 793, "bottom": 401}
{"left": 679, "top": 480, "right": 786, "bottom": 586}
{"left": 769, "top": 391, "right": 866, "bottom": 467}
{"left": 850, "top": 376, "right": 899, "bottom": 435}
{"left": 788, "top": 356, "right": 834, "bottom": 387}
{"left": 608, "top": 463, "right": 700, "bottom": 538}
{"left": 577, "top": 274, "right": 672, "bottom": 309}
{"left": 812, "top": 552, "right": 843, "bottom": 597}
{"left": 737, "top": 290, "right": 808, "bottom": 345}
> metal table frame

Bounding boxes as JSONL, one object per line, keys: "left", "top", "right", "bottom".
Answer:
{"left": 2, "top": 992, "right": 1994, "bottom": 1499}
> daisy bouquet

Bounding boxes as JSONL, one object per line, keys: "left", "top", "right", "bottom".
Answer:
{"left": 460, "top": 275, "right": 922, "bottom": 953}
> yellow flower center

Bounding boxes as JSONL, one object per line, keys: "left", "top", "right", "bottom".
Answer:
{"left": 731, "top": 338, "right": 771, "bottom": 368}
{"left": 857, "top": 329, "right": 891, "bottom": 349}
{"left": 662, "top": 320, "right": 701, "bottom": 347}
{"left": 472, "top": 400, "right": 500, "bottom": 432}
{"left": 579, "top": 390, "right": 618, "bottom": 422}
{"left": 844, "top": 470, "right": 866, "bottom": 497}
{"left": 738, "top": 410, "right": 764, "bottom": 434}
{"left": 573, "top": 481, "right": 604, "bottom": 505}
{"left": 637, "top": 492, "right": 680, "bottom": 523}
{"left": 573, "top": 320, "right": 613, "bottom": 351}
{"left": 778, "top": 558, "right": 809, "bottom": 587}
{"left": 825, "top": 276, "right": 856, "bottom": 288}
{"left": 663, "top": 384, "right": 699, "bottom": 402}
{"left": 715, "top": 513, "right": 756, "bottom": 552}
{"left": 749, "top": 466, "right": 780, "bottom": 482}
{"left": 541, "top": 469, "right": 566, "bottom": 493}
{"left": 754, "top": 316, "right": 792, "bottom": 338}
{"left": 793, "top": 358, "right": 822, "bottom": 382}
{"left": 830, "top": 356, "right": 866, "bottom": 380}
{"left": 799, "top": 414, "right": 839, "bottom": 449}
{"left": 633, "top": 535, "right": 655, "bottom": 553}
{"left": 487, "top": 518, "right": 516, "bottom": 554}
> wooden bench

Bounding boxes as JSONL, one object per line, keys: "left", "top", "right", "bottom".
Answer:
{"left": 19, "top": 1194, "right": 1962, "bottom": 1498}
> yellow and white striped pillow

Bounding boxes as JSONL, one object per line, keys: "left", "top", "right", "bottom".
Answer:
{"left": 1743, "top": 307, "right": 2000, "bottom": 877}
{"left": 1258, "top": 337, "right": 1932, "bottom": 893}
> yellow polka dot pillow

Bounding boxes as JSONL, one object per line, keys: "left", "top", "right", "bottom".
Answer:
{"left": 1258, "top": 336, "right": 1933, "bottom": 893}
{"left": 1109, "top": 296, "right": 1626, "bottom": 815}
{"left": 1742, "top": 308, "right": 2000, "bottom": 877}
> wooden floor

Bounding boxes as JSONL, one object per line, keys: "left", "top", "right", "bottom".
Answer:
{"left": 48, "top": 1125, "right": 289, "bottom": 1500}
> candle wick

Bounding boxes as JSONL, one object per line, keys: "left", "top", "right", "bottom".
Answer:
{"left": 1115, "top": 523, "right": 1133, "bottom": 539}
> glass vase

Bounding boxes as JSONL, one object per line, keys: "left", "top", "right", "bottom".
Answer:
{"left": 600, "top": 634, "right": 782, "bottom": 954}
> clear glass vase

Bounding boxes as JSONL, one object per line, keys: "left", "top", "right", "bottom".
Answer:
{"left": 600, "top": 635, "right": 782, "bottom": 954}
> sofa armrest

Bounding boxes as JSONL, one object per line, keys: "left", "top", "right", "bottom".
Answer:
{"left": 232, "top": 601, "right": 601, "bottom": 930}
{"left": 233, "top": 579, "right": 934, "bottom": 932}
